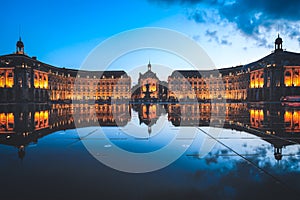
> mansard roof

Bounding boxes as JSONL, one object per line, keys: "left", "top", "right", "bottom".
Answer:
{"left": 244, "top": 50, "right": 300, "bottom": 71}
{"left": 170, "top": 70, "right": 203, "bottom": 78}
{"left": 170, "top": 50, "right": 300, "bottom": 77}
{"left": 0, "top": 53, "right": 129, "bottom": 78}
{"left": 170, "top": 65, "right": 244, "bottom": 79}
{"left": 139, "top": 69, "right": 159, "bottom": 80}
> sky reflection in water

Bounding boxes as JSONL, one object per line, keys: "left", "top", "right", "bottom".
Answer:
{"left": 0, "top": 103, "right": 299, "bottom": 199}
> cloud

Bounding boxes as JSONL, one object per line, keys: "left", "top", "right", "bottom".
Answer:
{"left": 205, "top": 30, "right": 218, "bottom": 41}
{"left": 221, "top": 0, "right": 300, "bottom": 22}
{"left": 217, "top": 0, "right": 300, "bottom": 42}
{"left": 149, "top": 0, "right": 300, "bottom": 46}
{"left": 189, "top": 9, "right": 207, "bottom": 23}
{"left": 188, "top": 8, "right": 220, "bottom": 24}
{"left": 205, "top": 30, "right": 232, "bottom": 46}
{"left": 221, "top": 39, "right": 232, "bottom": 46}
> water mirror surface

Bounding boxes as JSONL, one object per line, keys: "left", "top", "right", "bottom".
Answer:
{"left": 0, "top": 103, "right": 299, "bottom": 199}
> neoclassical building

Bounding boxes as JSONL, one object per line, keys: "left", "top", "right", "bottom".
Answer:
{"left": 1, "top": 35, "right": 300, "bottom": 103}
{"left": 168, "top": 66, "right": 248, "bottom": 101}
{"left": 131, "top": 62, "right": 168, "bottom": 101}
{"left": 168, "top": 35, "right": 300, "bottom": 102}
{"left": 0, "top": 38, "right": 131, "bottom": 103}
{"left": 138, "top": 62, "right": 160, "bottom": 99}
{"left": 247, "top": 35, "right": 300, "bottom": 101}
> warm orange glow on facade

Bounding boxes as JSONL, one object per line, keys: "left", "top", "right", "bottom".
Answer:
{"left": 142, "top": 86, "right": 146, "bottom": 92}
{"left": 250, "top": 69, "right": 264, "bottom": 89}
{"left": 34, "top": 110, "right": 49, "bottom": 129}
{"left": 284, "top": 110, "right": 300, "bottom": 132}
{"left": 3, "top": 35, "right": 300, "bottom": 103}
{"left": 34, "top": 70, "right": 48, "bottom": 89}
{"left": 142, "top": 105, "right": 157, "bottom": 119}
{"left": 250, "top": 74, "right": 255, "bottom": 89}
{"left": 0, "top": 113, "right": 14, "bottom": 132}
{"left": 284, "top": 67, "right": 300, "bottom": 87}
{"left": 136, "top": 63, "right": 161, "bottom": 99}
{"left": 50, "top": 74, "right": 131, "bottom": 101}
{"left": 167, "top": 103, "right": 248, "bottom": 126}
{"left": 250, "top": 109, "right": 264, "bottom": 128}
{"left": 150, "top": 85, "right": 156, "bottom": 92}
{"left": 1, "top": 43, "right": 300, "bottom": 103}
{"left": 140, "top": 79, "right": 159, "bottom": 99}
{"left": 168, "top": 69, "right": 247, "bottom": 101}
{"left": 0, "top": 69, "right": 14, "bottom": 88}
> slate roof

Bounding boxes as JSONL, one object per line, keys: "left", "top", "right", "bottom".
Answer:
{"left": 170, "top": 65, "right": 244, "bottom": 78}
{"left": 244, "top": 50, "right": 300, "bottom": 71}
{"left": 139, "top": 69, "right": 159, "bottom": 80}
{"left": 0, "top": 54, "right": 128, "bottom": 78}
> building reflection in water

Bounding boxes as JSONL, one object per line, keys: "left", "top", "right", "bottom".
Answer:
{"left": 168, "top": 103, "right": 300, "bottom": 161}
{"left": 0, "top": 103, "right": 299, "bottom": 161}
{"left": 0, "top": 113, "right": 14, "bottom": 132}
{"left": 248, "top": 104, "right": 300, "bottom": 161}
{"left": 132, "top": 104, "right": 167, "bottom": 135}
{"left": 0, "top": 103, "right": 131, "bottom": 159}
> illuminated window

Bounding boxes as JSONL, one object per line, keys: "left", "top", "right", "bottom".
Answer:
{"left": 293, "top": 70, "right": 299, "bottom": 86}
{"left": 6, "top": 71, "right": 14, "bottom": 88}
{"left": 285, "top": 71, "right": 292, "bottom": 86}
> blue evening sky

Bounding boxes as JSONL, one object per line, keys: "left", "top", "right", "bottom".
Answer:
{"left": 1, "top": 0, "right": 300, "bottom": 75}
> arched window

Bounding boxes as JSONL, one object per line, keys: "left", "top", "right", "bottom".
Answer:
{"left": 285, "top": 71, "right": 292, "bottom": 86}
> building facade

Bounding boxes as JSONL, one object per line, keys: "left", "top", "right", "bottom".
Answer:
{"left": 138, "top": 62, "right": 160, "bottom": 99}
{"left": 1, "top": 36, "right": 300, "bottom": 103}
{"left": 168, "top": 36, "right": 300, "bottom": 102}
{"left": 168, "top": 67, "right": 249, "bottom": 101}
{"left": 131, "top": 62, "right": 168, "bottom": 101}
{"left": 0, "top": 38, "right": 131, "bottom": 103}
{"left": 248, "top": 35, "right": 300, "bottom": 101}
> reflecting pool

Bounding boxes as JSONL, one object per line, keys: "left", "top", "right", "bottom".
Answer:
{"left": 0, "top": 103, "right": 299, "bottom": 199}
